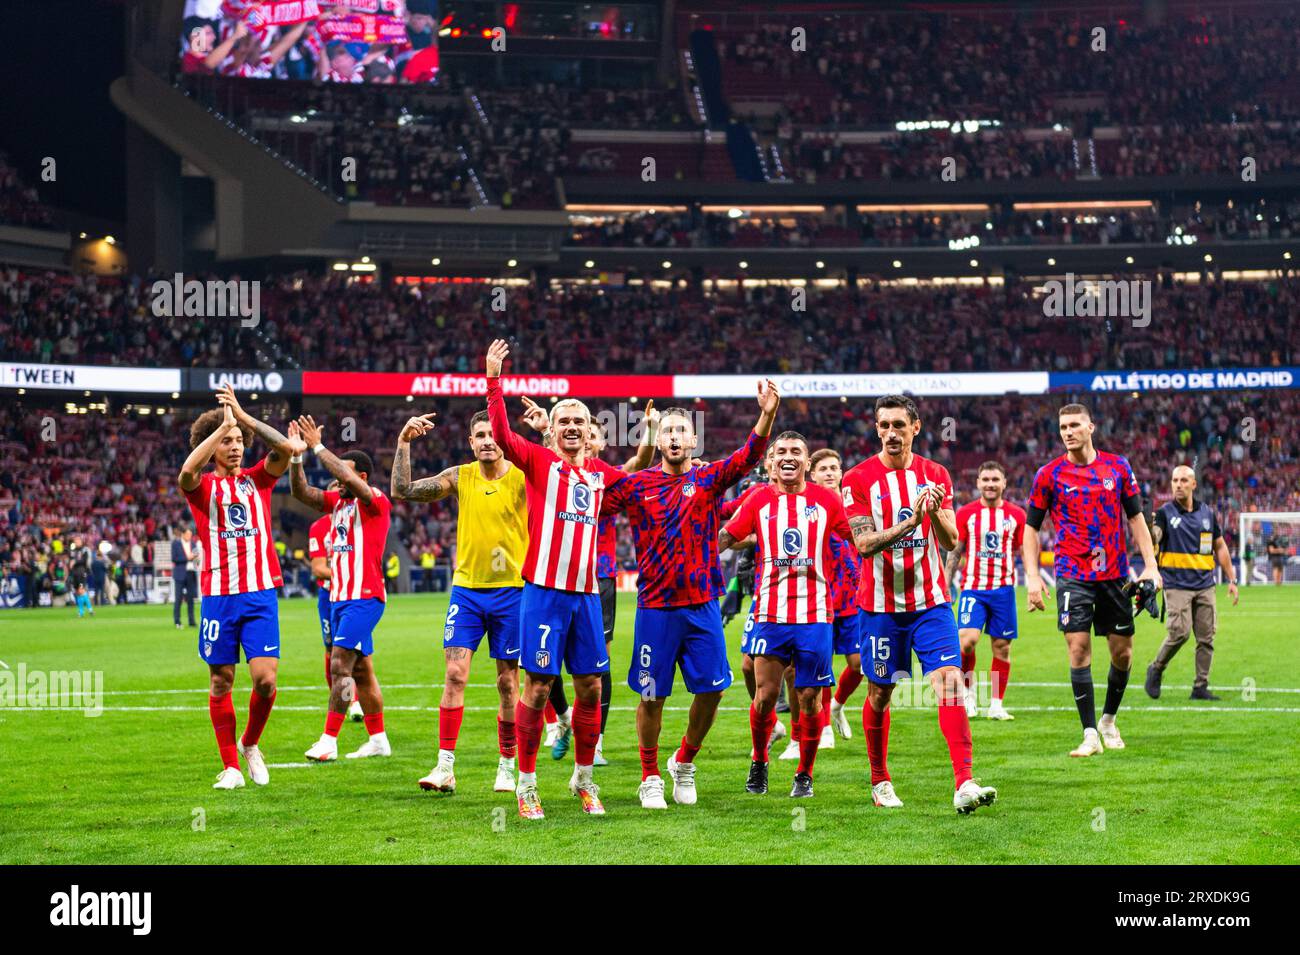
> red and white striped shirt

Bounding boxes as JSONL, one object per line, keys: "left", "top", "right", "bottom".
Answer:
{"left": 955, "top": 499, "right": 1026, "bottom": 590}
{"left": 842, "top": 453, "right": 953, "bottom": 613}
{"left": 308, "top": 513, "right": 333, "bottom": 593}
{"left": 487, "top": 379, "right": 626, "bottom": 595}
{"left": 184, "top": 458, "right": 283, "bottom": 597}
{"left": 322, "top": 487, "right": 392, "bottom": 602}
{"left": 723, "top": 483, "right": 851, "bottom": 624}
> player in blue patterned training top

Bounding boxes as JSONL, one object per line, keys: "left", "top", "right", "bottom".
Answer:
{"left": 1022, "top": 403, "right": 1162, "bottom": 759}
{"left": 601, "top": 381, "right": 779, "bottom": 809}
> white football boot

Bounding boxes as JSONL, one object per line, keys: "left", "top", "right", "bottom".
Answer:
{"left": 1097, "top": 714, "right": 1125, "bottom": 750}
{"left": 568, "top": 764, "right": 606, "bottom": 815}
{"left": 347, "top": 699, "right": 364, "bottom": 722}
{"left": 819, "top": 723, "right": 835, "bottom": 750}
{"left": 986, "top": 699, "right": 1015, "bottom": 721}
{"left": 304, "top": 735, "right": 338, "bottom": 762}
{"left": 871, "top": 780, "right": 903, "bottom": 808}
{"left": 954, "top": 779, "right": 998, "bottom": 814}
{"left": 346, "top": 733, "right": 392, "bottom": 759}
{"left": 666, "top": 754, "right": 697, "bottom": 806}
{"left": 964, "top": 685, "right": 979, "bottom": 719}
{"left": 829, "top": 698, "right": 852, "bottom": 739}
{"left": 1070, "top": 727, "right": 1104, "bottom": 758}
{"left": 237, "top": 740, "right": 269, "bottom": 785}
{"left": 638, "top": 774, "right": 668, "bottom": 809}
{"left": 778, "top": 737, "right": 801, "bottom": 761}
{"left": 212, "top": 767, "right": 245, "bottom": 790}
{"left": 494, "top": 756, "right": 516, "bottom": 792}
{"left": 418, "top": 750, "right": 456, "bottom": 792}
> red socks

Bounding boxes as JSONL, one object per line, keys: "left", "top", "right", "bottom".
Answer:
{"left": 675, "top": 736, "right": 701, "bottom": 765}
{"left": 961, "top": 649, "right": 976, "bottom": 689}
{"left": 819, "top": 686, "right": 832, "bottom": 731}
{"left": 209, "top": 694, "right": 239, "bottom": 770}
{"left": 639, "top": 745, "right": 660, "bottom": 780}
{"left": 363, "top": 713, "right": 384, "bottom": 736}
{"left": 862, "top": 704, "right": 891, "bottom": 784}
{"left": 796, "top": 711, "right": 820, "bottom": 776}
{"left": 543, "top": 700, "right": 557, "bottom": 724}
{"left": 749, "top": 703, "right": 777, "bottom": 764}
{"left": 991, "top": 658, "right": 1011, "bottom": 700}
{"left": 497, "top": 716, "right": 517, "bottom": 758}
{"left": 834, "top": 666, "right": 863, "bottom": 704}
{"left": 323, "top": 651, "right": 332, "bottom": 688}
{"left": 438, "top": 705, "right": 464, "bottom": 751}
{"left": 515, "top": 702, "right": 544, "bottom": 773}
{"left": 937, "top": 703, "right": 974, "bottom": 788}
{"left": 240, "top": 689, "right": 275, "bottom": 747}
{"left": 571, "top": 697, "right": 601, "bottom": 766}
{"left": 324, "top": 710, "right": 345, "bottom": 738}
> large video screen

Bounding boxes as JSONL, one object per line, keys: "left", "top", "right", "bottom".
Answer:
{"left": 179, "top": 1, "right": 440, "bottom": 83}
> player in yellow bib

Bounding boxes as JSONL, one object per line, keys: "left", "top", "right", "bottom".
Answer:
{"left": 392, "top": 409, "right": 528, "bottom": 795}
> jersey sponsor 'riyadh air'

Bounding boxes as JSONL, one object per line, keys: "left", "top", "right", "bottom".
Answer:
{"left": 842, "top": 453, "right": 953, "bottom": 613}
{"left": 956, "top": 500, "right": 1026, "bottom": 590}
{"left": 723, "top": 482, "right": 852, "bottom": 624}
{"left": 184, "top": 457, "right": 283, "bottom": 597}
{"left": 322, "top": 487, "right": 393, "bottom": 602}
{"left": 1027, "top": 451, "right": 1141, "bottom": 581}
{"left": 487, "top": 378, "right": 626, "bottom": 595}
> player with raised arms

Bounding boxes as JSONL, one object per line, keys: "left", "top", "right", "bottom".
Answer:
{"left": 945, "top": 461, "right": 1027, "bottom": 721}
{"left": 308, "top": 481, "right": 364, "bottom": 722}
{"left": 394, "top": 410, "right": 526, "bottom": 795}
{"left": 843, "top": 395, "right": 998, "bottom": 814}
{"left": 485, "top": 339, "right": 631, "bottom": 819}
{"left": 519, "top": 400, "right": 660, "bottom": 765}
{"left": 720, "top": 430, "right": 850, "bottom": 799}
{"left": 1022, "top": 403, "right": 1162, "bottom": 757}
{"left": 289, "top": 417, "right": 394, "bottom": 763}
{"left": 178, "top": 384, "right": 305, "bottom": 790}
{"left": 601, "top": 385, "right": 777, "bottom": 808}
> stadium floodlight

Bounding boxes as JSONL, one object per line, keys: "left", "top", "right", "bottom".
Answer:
{"left": 507, "top": 259, "right": 518, "bottom": 267}
{"left": 893, "top": 260, "right": 902, "bottom": 268}
{"left": 815, "top": 261, "right": 825, "bottom": 269}
{"left": 585, "top": 260, "right": 594, "bottom": 268}
{"left": 739, "top": 261, "right": 748, "bottom": 269}
{"left": 432, "top": 258, "right": 441, "bottom": 265}
{"left": 662, "top": 261, "right": 672, "bottom": 269}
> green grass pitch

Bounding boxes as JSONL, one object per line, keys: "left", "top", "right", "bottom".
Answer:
{"left": 1, "top": 586, "right": 1296, "bottom": 864}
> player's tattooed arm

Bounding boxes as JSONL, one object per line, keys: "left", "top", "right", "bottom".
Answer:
{"left": 718, "top": 528, "right": 738, "bottom": 553}
{"left": 215, "top": 383, "right": 304, "bottom": 477}
{"left": 391, "top": 414, "right": 455, "bottom": 501}
{"left": 849, "top": 510, "right": 922, "bottom": 558}
{"left": 944, "top": 540, "right": 966, "bottom": 594}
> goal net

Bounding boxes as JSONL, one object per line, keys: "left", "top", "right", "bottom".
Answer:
{"left": 1238, "top": 512, "right": 1300, "bottom": 585}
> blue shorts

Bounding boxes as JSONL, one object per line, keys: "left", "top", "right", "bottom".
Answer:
{"left": 955, "top": 585, "right": 1018, "bottom": 640}
{"left": 329, "top": 598, "right": 385, "bottom": 657}
{"left": 317, "top": 588, "right": 333, "bottom": 649}
{"left": 749, "top": 621, "right": 834, "bottom": 688}
{"left": 519, "top": 582, "right": 608, "bottom": 676}
{"left": 443, "top": 585, "right": 522, "bottom": 661}
{"left": 833, "top": 612, "right": 862, "bottom": 656}
{"left": 630, "top": 601, "right": 732, "bottom": 698}
{"left": 199, "top": 589, "right": 280, "bottom": 665}
{"left": 860, "top": 604, "right": 961, "bottom": 685}
{"left": 739, "top": 598, "right": 758, "bottom": 655}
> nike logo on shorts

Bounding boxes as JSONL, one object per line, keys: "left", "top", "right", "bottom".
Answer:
{"left": 712, "top": 678, "right": 726, "bottom": 686}
{"left": 263, "top": 645, "right": 278, "bottom": 652}
{"left": 505, "top": 648, "right": 519, "bottom": 655}
{"left": 940, "top": 653, "right": 957, "bottom": 661}
{"left": 817, "top": 673, "right": 832, "bottom": 681}
{"left": 596, "top": 659, "right": 609, "bottom": 668}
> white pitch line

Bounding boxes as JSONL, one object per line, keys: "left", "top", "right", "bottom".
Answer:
{"left": 266, "top": 762, "right": 316, "bottom": 769}
{"left": 4, "top": 704, "right": 1298, "bottom": 714}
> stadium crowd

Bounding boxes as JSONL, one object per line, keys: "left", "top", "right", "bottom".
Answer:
{"left": 4, "top": 270, "right": 1298, "bottom": 375}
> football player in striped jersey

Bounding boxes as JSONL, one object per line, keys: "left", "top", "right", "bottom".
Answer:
{"left": 179, "top": 385, "right": 305, "bottom": 790}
